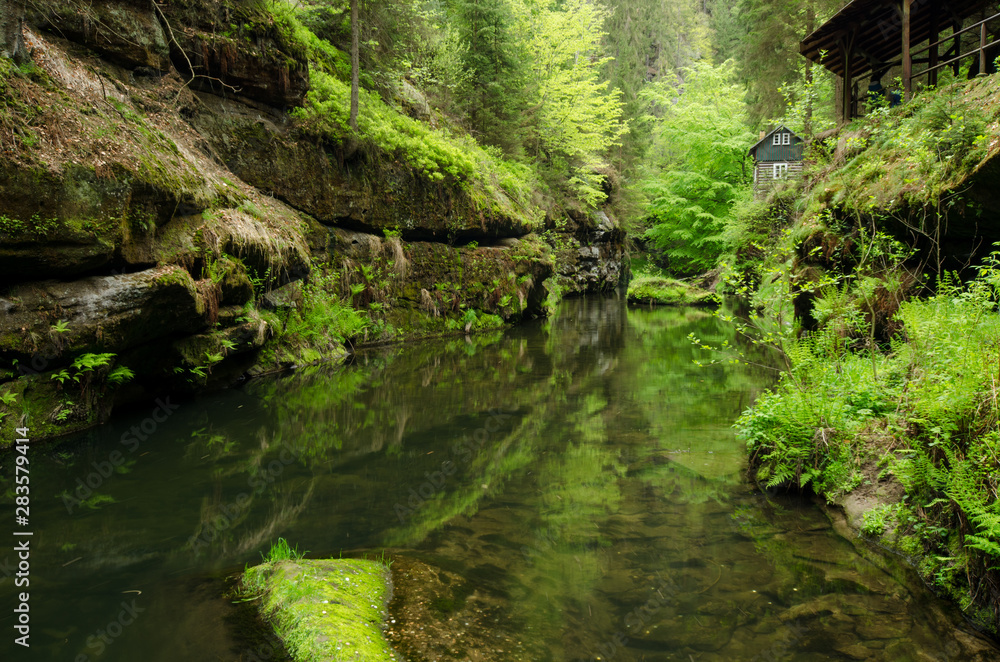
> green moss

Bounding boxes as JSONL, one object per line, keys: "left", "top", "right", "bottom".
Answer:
{"left": 627, "top": 276, "right": 714, "bottom": 306}
{"left": 242, "top": 558, "right": 398, "bottom": 662}
{"left": 155, "top": 267, "right": 197, "bottom": 291}
{"left": 798, "top": 75, "right": 1000, "bottom": 220}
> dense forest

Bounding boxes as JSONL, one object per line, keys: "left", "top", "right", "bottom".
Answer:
{"left": 3, "top": 0, "right": 1000, "bottom": 658}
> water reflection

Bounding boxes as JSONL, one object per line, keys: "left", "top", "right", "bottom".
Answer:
{"left": 0, "top": 297, "right": 995, "bottom": 660}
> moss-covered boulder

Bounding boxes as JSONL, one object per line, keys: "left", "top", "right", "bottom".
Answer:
{"left": 627, "top": 275, "right": 714, "bottom": 306}
{"left": 243, "top": 559, "right": 399, "bottom": 662}
{"left": 328, "top": 228, "right": 553, "bottom": 336}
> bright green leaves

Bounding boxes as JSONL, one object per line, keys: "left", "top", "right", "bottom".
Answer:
{"left": 512, "top": 0, "right": 626, "bottom": 206}
{"left": 638, "top": 59, "right": 755, "bottom": 274}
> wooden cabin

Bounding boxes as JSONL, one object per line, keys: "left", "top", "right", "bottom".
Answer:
{"left": 800, "top": 0, "right": 999, "bottom": 122}
{"left": 748, "top": 126, "right": 804, "bottom": 194}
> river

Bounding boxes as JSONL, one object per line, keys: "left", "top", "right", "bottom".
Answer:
{"left": 1, "top": 296, "right": 996, "bottom": 660}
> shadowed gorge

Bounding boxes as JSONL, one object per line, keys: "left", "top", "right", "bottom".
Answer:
{"left": 2, "top": 298, "right": 998, "bottom": 660}
{"left": 4, "top": 0, "right": 1000, "bottom": 655}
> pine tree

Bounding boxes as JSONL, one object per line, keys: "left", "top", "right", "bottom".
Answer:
{"left": 451, "top": 0, "right": 528, "bottom": 153}
{"left": 736, "top": 0, "right": 840, "bottom": 126}
{"left": 599, "top": 0, "right": 712, "bottom": 175}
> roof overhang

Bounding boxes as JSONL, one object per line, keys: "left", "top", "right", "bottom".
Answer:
{"left": 799, "top": 0, "right": 990, "bottom": 79}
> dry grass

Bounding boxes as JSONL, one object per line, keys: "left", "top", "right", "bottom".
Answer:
{"left": 419, "top": 288, "right": 439, "bottom": 317}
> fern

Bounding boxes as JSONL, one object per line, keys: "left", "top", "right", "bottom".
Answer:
{"left": 107, "top": 366, "right": 135, "bottom": 386}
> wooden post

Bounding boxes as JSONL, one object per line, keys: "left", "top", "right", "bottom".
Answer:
{"left": 953, "top": 20, "right": 962, "bottom": 75}
{"left": 981, "top": 22, "right": 988, "bottom": 75}
{"left": 841, "top": 33, "right": 855, "bottom": 121}
{"left": 929, "top": 9, "right": 939, "bottom": 87}
{"left": 902, "top": 0, "right": 912, "bottom": 100}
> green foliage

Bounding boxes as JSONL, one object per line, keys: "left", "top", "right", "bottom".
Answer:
{"left": 515, "top": 0, "right": 627, "bottom": 206}
{"left": 600, "top": 0, "right": 712, "bottom": 173}
{"left": 769, "top": 51, "right": 837, "bottom": 136}
{"left": 295, "top": 69, "right": 538, "bottom": 222}
{"left": 736, "top": 0, "right": 843, "bottom": 125}
{"left": 50, "top": 353, "right": 119, "bottom": 384}
{"left": 106, "top": 366, "right": 136, "bottom": 387}
{"left": 862, "top": 504, "right": 896, "bottom": 537}
{"left": 799, "top": 76, "right": 997, "bottom": 219}
{"left": 262, "top": 537, "right": 307, "bottom": 563}
{"left": 71, "top": 352, "right": 116, "bottom": 377}
{"left": 281, "top": 270, "right": 370, "bottom": 350}
{"left": 452, "top": 0, "right": 529, "bottom": 153}
{"left": 638, "top": 60, "right": 755, "bottom": 274}
{"left": 736, "top": 249, "right": 1000, "bottom": 630}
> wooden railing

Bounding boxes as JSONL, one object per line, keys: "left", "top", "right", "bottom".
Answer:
{"left": 910, "top": 10, "right": 1000, "bottom": 80}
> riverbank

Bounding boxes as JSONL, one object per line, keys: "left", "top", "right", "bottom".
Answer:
{"left": 730, "top": 73, "right": 1000, "bottom": 634}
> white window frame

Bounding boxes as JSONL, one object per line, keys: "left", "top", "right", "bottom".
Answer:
{"left": 773, "top": 163, "right": 789, "bottom": 179}
{"left": 772, "top": 133, "right": 781, "bottom": 146}
{"left": 782, "top": 132, "right": 791, "bottom": 145}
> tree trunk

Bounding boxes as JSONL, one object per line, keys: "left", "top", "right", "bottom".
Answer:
{"left": 0, "top": 0, "right": 29, "bottom": 63}
{"left": 803, "top": 1, "right": 815, "bottom": 134}
{"left": 349, "top": 0, "right": 360, "bottom": 132}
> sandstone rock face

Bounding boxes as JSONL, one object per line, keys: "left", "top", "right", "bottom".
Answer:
{"left": 556, "top": 210, "right": 629, "bottom": 294}
{"left": 329, "top": 228, "right": 553, "bottom": 328}
{"left": 0, "top": 265, "right": 206, "bottom": 362}
{"left": 188, "top": 94, "right": 537, "bottom": 241}
{"left": 0, "top": 164, "right": 128, "bottom": 281}
{"left": 161, "top": 0, "right": 310, "bottom": 107}
{"left": 31, "top": 0, "right": 171, "bottom": 70}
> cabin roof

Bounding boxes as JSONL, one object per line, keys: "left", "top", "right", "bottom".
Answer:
{"left": 747, "top": 125, "right": 803, "bottom": 157}
{"left": 800, "top": 0, "right": 990, "bottom": 78}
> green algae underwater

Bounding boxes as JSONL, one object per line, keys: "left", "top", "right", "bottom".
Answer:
{"left": 0, "top": 297, "right": 997, "bottom": 661}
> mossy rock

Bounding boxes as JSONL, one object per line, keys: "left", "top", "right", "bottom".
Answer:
{"left": 0, "top": 265, "right": 206, "bottom": 362}
{"left": 243, "top": 558, "right": 399, "bottom": 662}
{"left": 188, "top": 95, "right": 537, "bottom": 240}
{"left": 627, "top": 276, "right": 715, "bottom": 306}
{"left": 0, "top": 367, "right": 119, "bottom": 447}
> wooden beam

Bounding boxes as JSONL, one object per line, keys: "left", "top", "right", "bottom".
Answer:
{"left": 980, "top": 21, "right": 988, "bottom": 75}
{"left": 902, "top": 0, "right": 912, "bottom": 100}
{"left": 929, "top": 5, "right": 939, "bottom": 87}
{"left": 953, "top": 20, "right": 962, "bottom": 75}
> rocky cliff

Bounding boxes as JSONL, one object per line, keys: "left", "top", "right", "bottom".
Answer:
{"left": 0, "top": 0, "right": 628, "bottom": 442}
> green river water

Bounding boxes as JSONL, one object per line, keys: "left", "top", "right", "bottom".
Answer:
{"left": 1, "top": 296, "right": 997, "bottom": 661}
